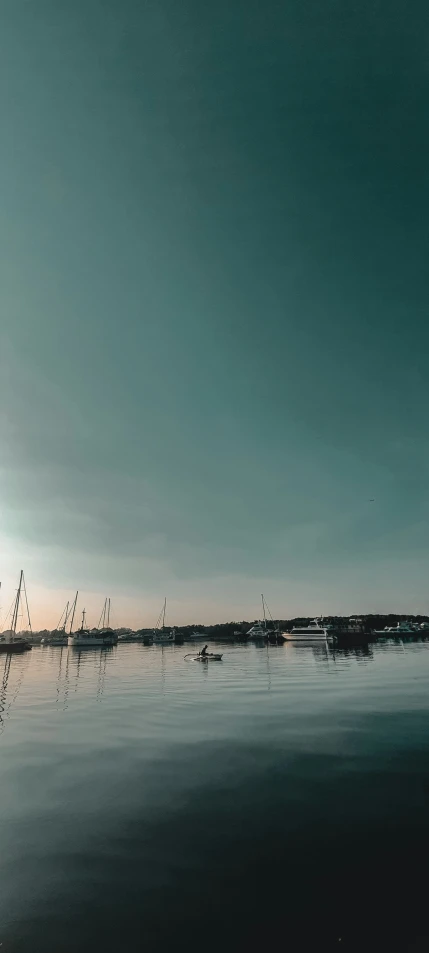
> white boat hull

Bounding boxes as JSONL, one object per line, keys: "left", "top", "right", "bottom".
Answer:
{"left": 284, "top": 633, "right": 328, "bottom": 641}
{"left": 68, "top": 636, "right": 109, "bottom": 647}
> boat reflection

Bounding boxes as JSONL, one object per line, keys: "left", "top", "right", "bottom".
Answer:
{"left": 0, "top": 655, "right": 12, "bottom": 732}
{"left": 330, "top": 643, "right": 374, "bottom": 663}
{"left": 0, "top": 651, "right": 30, "bottom": 732}
{"left": 282, "top": 637, "right": 376, "bottom": 668}
{"left": 97, "top": 649, "right": 108, "bottom": 701}
{"left": 284, "top": 639, "right": 331, "bottom": 660}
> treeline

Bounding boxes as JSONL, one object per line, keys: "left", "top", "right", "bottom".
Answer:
{"left": 172, "top": 614, "right": 429, "bottom": 637}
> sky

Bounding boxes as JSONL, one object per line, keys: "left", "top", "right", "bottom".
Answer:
{"left": 1, "top": 0, "right": 429, "bottom": 628}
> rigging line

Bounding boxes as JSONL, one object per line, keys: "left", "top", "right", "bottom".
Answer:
{"left": 55, "top": 606, "right": 64, "bottom": 631}
{"left": 63, "top": 602, "right": 70, "bottom": 630}
{"left": 69, "top": 591, "right": 78, "bottom": 633}
{"left": 56, "top": 601, "right": 68, "bottom": 631}
{"left": 263, "top": 595, "right": 275, "bottom": 624}
{"left": 155, "top": 599, "right": 167, "bottom": 631}
{"left": 22, "top": 574, "right": 32, "bottom": 633}
{"left": 98, "top": 599, "right": 107, "bottom": 630}
{"left": 11, "top": 571, "right": 23, "bottom": 634}
{"left": 0, "top": 595, "right": 16, "bottom": 632}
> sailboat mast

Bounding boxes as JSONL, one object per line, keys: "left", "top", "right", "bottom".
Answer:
{"left": 261, "top": 593, "right": 267, "bottom": 630}
{"left": 107, "top": 598, "right": 110, "bottom": 628}
{"left": 162, "top": 598, "right": 166, "bottom": 629}
{"left": 98, "top": 599, "right": 106, "bottom": 630}
{"left": 69, "top": 591, "right": 78, "bottom": 634}
{"left": 10, "top": 570, "right": 23, "bottom": 638}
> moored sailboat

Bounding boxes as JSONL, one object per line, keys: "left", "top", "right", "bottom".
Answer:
{"left": 97, "top": 597, "right": 117, "bottom": 644}
{"left": 246, "top": 595, "right": 286, "bottom": 642}
{"left": 0, "top": 572, "right": 32, "bottom": 654}
{"left": 153, "top": 599, "right": 176, "bottom": 643}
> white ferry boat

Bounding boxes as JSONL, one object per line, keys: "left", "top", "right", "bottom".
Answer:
{"left": 283, "top": 619, "right": 330, "bottom": 641}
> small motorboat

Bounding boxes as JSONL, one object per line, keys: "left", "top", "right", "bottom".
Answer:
{"left": 188, "top": 652, "right": 223, "bottom": 661}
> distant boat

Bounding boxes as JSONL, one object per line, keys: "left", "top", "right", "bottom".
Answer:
{"left": 246, "top": 622, "right": 269, "bottom": 639}
{"left": 117, "top": 630, "right": 139, "bottom": 642}
{"left": 0, "top": 571, "right": 32, "bottom": 654}
{"left": 153, "top": 599, "right": 175, "bottom": 643}
{"left": 283, "top": 619, "right": 330, "bottom": 641}
{"left": 373, "top": 621, "right": 420, "bottom": 636}
{"left": 97, "top": 597, "right": 118, "bottom": 644}
{"left": 246, "top": 595, "right": 285, "bottom": 641}
{"left": 68, "top": 608, "right": 115, "bottom": 647}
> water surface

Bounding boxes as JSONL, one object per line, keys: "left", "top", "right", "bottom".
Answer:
{"left": 1, "top": 639, "right": 428, "bottom": 951}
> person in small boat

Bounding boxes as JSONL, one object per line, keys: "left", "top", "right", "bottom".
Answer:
{"left": 200, "top": 644, "right": 209, "bottom": 656}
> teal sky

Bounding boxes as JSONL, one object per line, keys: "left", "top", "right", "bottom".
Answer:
{"left": 1, "top": 0, "right": 429, "bottom": 626}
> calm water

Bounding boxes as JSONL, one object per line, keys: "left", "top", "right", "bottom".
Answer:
{"left": 1, "top": 639, "right": 429, "bottom": 952}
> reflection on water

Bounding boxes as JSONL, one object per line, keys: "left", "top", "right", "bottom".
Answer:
{"left": 0, "top": 654, "right": 11, "bottom": 732}
{"left": 1, "top": 639, "right": 429, "bottom": 952}
{"left": 0, "top": 651, "right": 30, "bottom": 734}
{"left": 332, "top": 642, "right": 375, "bottom": 663}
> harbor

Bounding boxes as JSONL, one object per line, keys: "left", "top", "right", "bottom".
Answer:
{"left": 3, "top": 574, "right": 429, "bottom": 654}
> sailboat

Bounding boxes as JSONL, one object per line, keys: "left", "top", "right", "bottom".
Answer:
{"left": 246, "top": 595, "right": 285, "bottom": 642}
{"left": 97, "top": 597, "right": 117, "bottom": 644}
{"left": 68, "top": 596, "right": 115, "bottom": 647}
{"left": 262, "top": 595, "right": 287, "bottom": 643}
{"left": 0, "top": 571, "right": 32, "bottom": 654}
{"left": 153, "top": 599, "right": 176, "bottom": 643}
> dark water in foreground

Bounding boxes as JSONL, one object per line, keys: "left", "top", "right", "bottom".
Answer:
{"left": 1, "top": 639, "right": 429, "bottom": 952}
